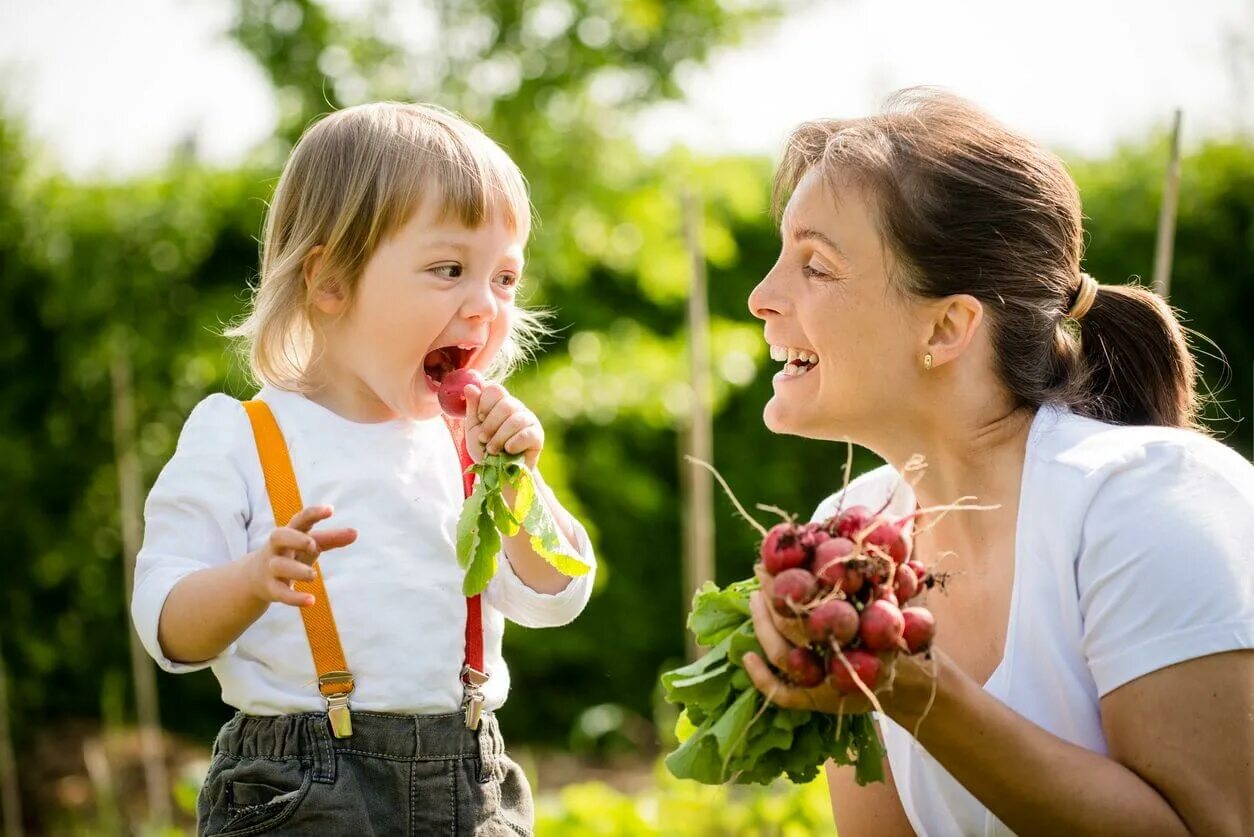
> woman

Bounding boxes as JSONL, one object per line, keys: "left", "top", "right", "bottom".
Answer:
{"left": 743, "top": 89, "right": 1254, "bottom": 836}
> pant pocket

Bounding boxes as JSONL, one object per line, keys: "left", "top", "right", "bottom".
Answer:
{"left": 200, "top": 756, "right": 312, "bottom": 837}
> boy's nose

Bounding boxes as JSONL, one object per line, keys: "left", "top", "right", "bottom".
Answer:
{"left": 461, "top": 280, "right": 499, "bottom": 322}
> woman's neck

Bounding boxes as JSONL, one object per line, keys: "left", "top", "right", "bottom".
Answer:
{"left": 874, "top": 401, "right": 1035, "bottom": 546}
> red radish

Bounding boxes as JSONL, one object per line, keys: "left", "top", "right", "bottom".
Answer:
{"left": 834, "top": 506, "right": 873, "bottom": 539}
{"left": 437, "top": 368, "right": 485, "bottom": 418}
{"left": 863, "top": 559, "right": 890, "bottom": 586}
{"left": 864, "top": 519, "right": 911, "bottom": 564}
{"left": 799, "top": 524, "right": 830, "bottom": 556}
{"left": 872, "top": 586, "right": 899, "bottom": 607}
{"left": 893, "top": 563, "right": 920, "bottom": 601}
{"left": 806, "top": 599, "right": 860, "bottom": 646}
{"left": 760, "top": 523, "right": 808, "bottom": 575}
{"left": 829, "top": 649, "right": 882, "bottom": 693}
{"left": 906, "top": 559, "right": 928, "bottom": 582}
{"left": 859, "top": 599, "right": 905, "bottom": 651}
{"left": 902, "top": 607, "right": 937, "bottom": 653}
{"left": 770, "top": 568, "right": 818, "bottom": 616}
{"left": 838, "top": 563, "right": 865, "bottom": 596}
{"left": 813, "top": 537, "right": 857, "bottom": 587}
{"left": 785, "top": 647, "right": 825, "bottom": 688}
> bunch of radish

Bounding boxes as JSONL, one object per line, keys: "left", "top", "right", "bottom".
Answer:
{"left": 758, "top": 505, "right": 936, "bottom": 695}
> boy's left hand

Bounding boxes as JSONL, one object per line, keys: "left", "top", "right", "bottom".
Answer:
{"left": 464, "top": 382, "right": 544, "bottom": 469}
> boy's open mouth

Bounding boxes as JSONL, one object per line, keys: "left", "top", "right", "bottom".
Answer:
{"left": 423, "top": 344, "right": 478, "bottom": 387}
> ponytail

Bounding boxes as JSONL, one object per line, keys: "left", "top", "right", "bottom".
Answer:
{"left": 1074, "top": 283, "right": 1199, "bottom": 428}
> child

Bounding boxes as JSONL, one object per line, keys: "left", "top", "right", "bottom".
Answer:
{"left": 131, "top": 102, "right": 596, "bottom": 835}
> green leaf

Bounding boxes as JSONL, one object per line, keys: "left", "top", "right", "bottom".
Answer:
{"left": 455, "top": 483, "right": 488, "bottom": 570}
{"left": 727, "top": 622, "right": 764, "bottom": 667}
{"left": 851, "top": 714, "right": 887, "bottom": 786}
{"left": 462, "top": 505, "right": 501, "bottom": 596}
{"left": 665, "top": 662, "right": 733, "bottom": 710}
{"left": 664, "top": 724, "right": 722, "bottom": 783}
{"left": 510, "top": 462, "right": 536, "bottom": 523}
{"left": 661, "top": 635, "right": 731, "bottom": 694}
{"left": 489, "top": 490, "right": 521, "bottom": 537}
{"left": 710, "top": 687, "right": 759, "bottom": 779}
{"left": 517, "top": 467, "right": 589, "bottom": 578}
{"left": 687, "top": 582, "right": 753, "bottom": 647}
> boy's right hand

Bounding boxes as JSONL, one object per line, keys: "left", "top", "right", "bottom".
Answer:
{"left": 244, "top": 505, "right": 357, "bottom": 608}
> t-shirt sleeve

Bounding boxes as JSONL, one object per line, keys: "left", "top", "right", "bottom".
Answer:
{"left": 1077, "top": 441, "right": 1254, "bottom": 696}
{"left": 130, "top": 394, "right": 253, "bottom": 674}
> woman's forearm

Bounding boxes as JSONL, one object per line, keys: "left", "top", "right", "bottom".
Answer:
{"left": 887, "top": 658, "right": 1189, "bottom": 837}
{"left": 157, "top": 560, "right": 269, "bottom": 664}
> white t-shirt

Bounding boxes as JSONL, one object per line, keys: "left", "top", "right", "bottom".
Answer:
{"left": 131, "top": 386, "right": 596, "bottom": 715}
{"left": 811, "top": 405, "right": 1254, "bottom": 837}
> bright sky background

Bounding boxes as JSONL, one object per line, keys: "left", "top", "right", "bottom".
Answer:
{"left": 2, "top": 0, "right": 1252, "bottom": 178}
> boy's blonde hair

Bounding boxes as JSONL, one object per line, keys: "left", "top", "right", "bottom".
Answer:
{"left": 228, "top": 102, "right": 547, "bottom": 390}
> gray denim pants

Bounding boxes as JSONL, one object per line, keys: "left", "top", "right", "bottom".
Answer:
{"left": 197, "top": 710, "right": 533, "bottom": 836}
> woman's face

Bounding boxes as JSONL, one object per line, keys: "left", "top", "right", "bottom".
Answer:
{"left": 748, "top": 168, "right": 926, "bottom": 441}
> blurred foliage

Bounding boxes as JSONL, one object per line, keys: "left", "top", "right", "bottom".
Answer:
{"left": 2, "top": 0, "right": 1253, "bottom": 831}
{"left": 534, "top": 762, "right": 833, "bottom": 835}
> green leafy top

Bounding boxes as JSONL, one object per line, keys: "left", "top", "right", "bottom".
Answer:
{"left": 456, "top": 452, "right": 590, "bottom": 596}
{"left": 661, "top": 578, "right": 886, "bottom": 787}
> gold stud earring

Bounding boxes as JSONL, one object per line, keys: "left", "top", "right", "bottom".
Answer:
{"left": 923, "top": 352, "right": 933, "bottom": 371}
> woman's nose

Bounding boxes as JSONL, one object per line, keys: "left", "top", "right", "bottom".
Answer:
{"left": 748, "top": 265, "right": 785, "bottom": 321}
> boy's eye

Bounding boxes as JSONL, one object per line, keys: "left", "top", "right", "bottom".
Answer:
{"left": 495, "top": 272, "right": 520, "bottom": 289}
{"left": 433, "top": 264, "right": 463, "bottom": 279}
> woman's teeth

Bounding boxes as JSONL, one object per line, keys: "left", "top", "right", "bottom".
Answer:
{"left": 769, "top": 345, "right": 819, "bottom": 377}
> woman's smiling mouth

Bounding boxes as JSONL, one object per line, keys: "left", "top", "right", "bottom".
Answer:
{"left": 770, "top": 344, "right": 820, "bottom": 378}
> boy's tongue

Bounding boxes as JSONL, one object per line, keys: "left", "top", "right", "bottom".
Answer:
{"left": 423, "top": 343, "right": 476, "bottom": 389}
{"left": 423, "top": 347, "right": 464, "bottom": 384}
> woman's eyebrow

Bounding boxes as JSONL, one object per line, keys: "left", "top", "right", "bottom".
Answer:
{"left": 792, "top": 227, "right": 845, "bottom": 255}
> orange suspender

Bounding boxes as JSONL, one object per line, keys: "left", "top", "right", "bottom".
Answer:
{"left": 241, "top": 400, "right": 356, "bottom": 737}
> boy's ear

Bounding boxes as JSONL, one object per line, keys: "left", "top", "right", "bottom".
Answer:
{"left": 923, "top": 294, "right": 983, "bottom": 369}
{"left": 304, "top": 246, "right": 346, "bottom": 315}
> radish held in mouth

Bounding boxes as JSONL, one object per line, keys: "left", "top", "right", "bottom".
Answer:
{"left": 437, "top": 368, "right": 485, "bottom": 418}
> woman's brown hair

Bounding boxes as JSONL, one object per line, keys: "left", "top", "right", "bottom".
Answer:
{"left": 775, "top": 88, "right": 1198, "bottom": 428}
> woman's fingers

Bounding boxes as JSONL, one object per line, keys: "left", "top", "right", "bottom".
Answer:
{"left": 744, "top": 653, "right": 811, "bottom": 710}
{"left": 752, "top": 566, "right": 811, "bottom": 647}
{"left": 749, "top": 591, "right": 795, "bottom": 669}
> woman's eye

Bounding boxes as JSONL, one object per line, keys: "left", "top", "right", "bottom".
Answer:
{"left": 432, "top": 264, "right": 463, "bottom": 279}
{"left": 802, "top": 263, "right": 831, "bottom": 280}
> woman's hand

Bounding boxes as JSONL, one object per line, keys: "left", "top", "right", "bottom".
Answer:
{"left": 464, "top": 382, "right": 544, "bottom": 469}
{"left": 743, "top": 564, "right": 943, "bottom": 724}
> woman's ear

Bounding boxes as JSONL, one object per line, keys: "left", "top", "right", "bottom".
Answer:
{"left": 304, "top": 246, "right": 346, "bottom": 315}
{"left": 923, "top": 294, "right": 984, "bottom": 369}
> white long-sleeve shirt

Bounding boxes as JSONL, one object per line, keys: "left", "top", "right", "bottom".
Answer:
{"left": 812, "top": 405, "right": 1254, "bottom": 836}
{"left": 131, "top": 385, "right": 596, "bottom": 715}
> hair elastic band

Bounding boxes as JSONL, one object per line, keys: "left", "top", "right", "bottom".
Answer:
{"left": 1067, "top": 272, "right": 1098, "bottom": 321}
